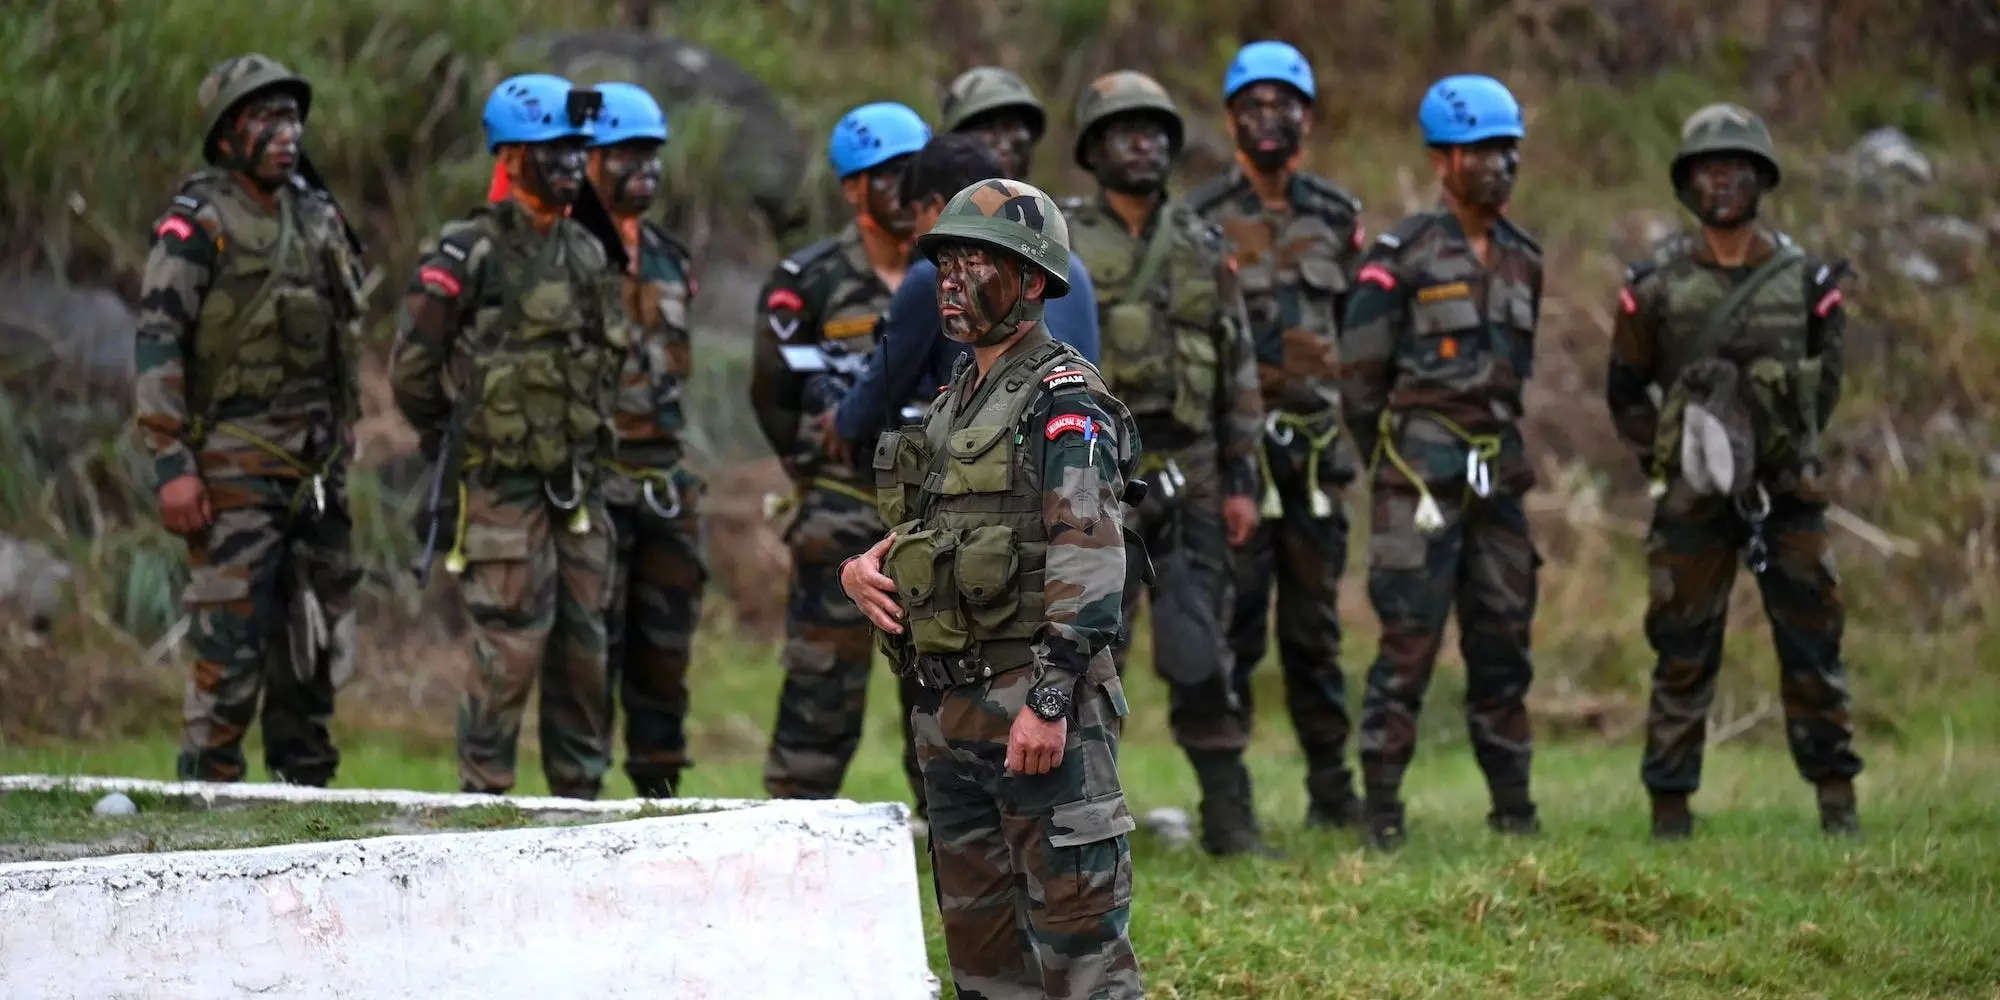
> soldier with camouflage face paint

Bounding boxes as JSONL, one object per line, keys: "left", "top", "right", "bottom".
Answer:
{"left": 1337, "top": 75, "right": 1544, "bottom": 850}
{"left": 1607, "top": 103, "right": 1861, "bottom": 840}
{"left": 1192, "top": 40, "right": 1369, "bottom": 831}
{"left": 392, "top": 75, "right": 624, "bottom": 799}
{"left": 136, "top": 53, "right": 365, "bottom": 785}
{"left": 846, "top": 177, "right": 1143, "bottom": 1000}
{"left": 1061, "top": 69, "right": 1272, "bottom": 856}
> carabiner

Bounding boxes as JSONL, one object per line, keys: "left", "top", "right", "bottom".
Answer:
{"left": 1264, "top": 412, "right": 1295, "bottom": 447}
{"left": 643, "top": 476, "right": 684, "bottom": 520}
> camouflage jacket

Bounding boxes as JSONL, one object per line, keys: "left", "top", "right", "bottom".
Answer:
{"left": 134, "top": 168, "right": 364, "bottom": 487}
{"left": 879, "top": 327, "right": 1134, "bottom": 696}
{"left": 748, "top": 223, "right": 895, "bottom": 487}
{"left": 390, "top": 199, "right": 623, "bottom": 479}
{"left": 1607, "top": 226, "right": 1845, "bottom": 480}
{"left": 606, "top": 220, "right": 696, "bottom": 475}
{"left": 1060, "top": 192, "right": 1261, "bottom": 498}
{"left": 1189, "top": 166, "right": 1365, "bottom": 415}
{"left": 1336, "top": 207, "right": 1543, "bottom": 495}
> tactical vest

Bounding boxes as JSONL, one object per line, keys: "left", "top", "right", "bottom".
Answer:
{"left": 452, "top": 210, "right": 624, "bottom": 477}
{"left": 1066, "top": 199, "right": 1223, "bottom": 442}
{"left": 872, "top": 337, "right": 1120, "bottom": 675}
{"left": 186, "top": 172, "right": 345, "bottom": 418}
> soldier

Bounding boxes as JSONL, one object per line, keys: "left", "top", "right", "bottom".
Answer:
{"left": 1191, "top": 40, "right": 1368, "bottom": 829}
{"left": 1606, "top": 104, "right": 1861, "bottom": 839}
{"left": 1062, "top": 70, "right": 1270, "bottom": 855}
{"left": 1337, "top": 75, "right": 1543, "bottom": 850}
{"left": 845, "top": 177, "right": 1143, "bottom": 1000}
{"left": 751, "top": 102, "right": 929, "bottom": 800}
{"left": 392, "top": 74, "right": 623, "bottom": 799}
{"left": 581, "top": 81, "right": 705, "bottom": 799}
{"left": 136, "top": 54, "right": 364, "bottom": 785}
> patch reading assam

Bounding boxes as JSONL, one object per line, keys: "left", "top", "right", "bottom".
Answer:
{"left": 1416, "top": 281, "right": 1471, "bottom": 303}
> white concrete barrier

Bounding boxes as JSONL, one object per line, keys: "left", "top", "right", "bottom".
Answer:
{"left": 0, "top": 777, "right": 937, "bottom": 999}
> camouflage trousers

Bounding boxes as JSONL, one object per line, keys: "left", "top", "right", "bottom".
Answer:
{"left": 1229, "top": 429, "right": 1356, "bottom": 808}
{"left": 1641, "top": 489, "right": 1862, "bottom": 794}
{"left": 763, "top": 485, "right": 925, "bottom": 804}
{"left": 455, "top": 474, "right": 613, "bottom": 799}
{"left": 913, "top": 661, "right": 1142, "bottom": 1000}
{"left": 178, "top": 474, "right": 355, "bottom": 784}
{"left": 1358, "top": 486, "right": 1538, "bottom": 805}
{"left": 606, "top": 488, "right": 706, "bottom": 798}
{"left": 1115, "top": 443, "right": 1248, "bottom": 755}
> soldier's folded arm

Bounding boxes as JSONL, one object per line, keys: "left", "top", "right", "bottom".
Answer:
{"left": 1607, "top": 263, "right": 1664, "bottom": 465}
{"left": 133, "top": 202, "right": 222, "bottom": 488}
{"left": 1335, "top": 249, "right": 1407, "bottom": 460}
{"left": 1032, "top": 392, "right": 1128, "bottom": 699}
{"left": 389, "top": 238, "right": 474, "bottom": 447}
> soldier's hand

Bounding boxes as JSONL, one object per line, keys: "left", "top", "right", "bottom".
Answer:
{"left": 1223, "top": 495, "right": 1259, "bottom": 547}
{"left": 841, "top": 533, "right": 903, "bottom": 633}
{"left": 817, "top": 409, "right": 851, "bottom": 465}
{"left": 1005, "top": 707, "right": 1067, "bottom": 775}
{"left": 158, "top": 475, "right": 212, "bottom": 536}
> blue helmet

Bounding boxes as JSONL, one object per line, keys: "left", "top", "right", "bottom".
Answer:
{"left": 1418, "top": 74, "right": 1524, "bottom": 146}
{"left": 483, "top": 73, "right": 596, "bottom": 153}
{"left": 590, "top": 81, "right": 669, "bottom": 147}
{"left": 828, "top": 101, "right": 931, "bottom": 178}
{"left": 1223, "top": 40, "right": 1316, "bottom": 104}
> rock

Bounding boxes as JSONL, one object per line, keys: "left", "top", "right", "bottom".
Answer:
{"left": 1140, "top": 806, "right": 1195, "bottom": 848}
{"left": 1845, "top": 127, "right": 1934, "bottom": 187}
{"left": 0, "top": 277, "right": 138, "bottom": 383}
{"left": 1887, "top": 251, "right": 1944, "bottom": 286}
{"left": 0, "top": 534, "right": 72, "bottom": 632}
{"left": 92, "top": 793, "right": 137, "bottom": 817}
{"left": 1912, "top": 215, "right": 1990, "bottom": 283}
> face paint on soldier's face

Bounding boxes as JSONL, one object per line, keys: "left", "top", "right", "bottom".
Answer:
{"left": 588, "top": 141, "right": 664, "bottom": 216}
{"left": 936, "top": 244, "right": 1024, "bottom": 345}
{"left": 964, "top": 111, "right": 1037, "bottom": 179}
{"left": 1443, "top": 139, "right": 1518, "bottom": 211}
{"left": 1228, "top": 82, "right": 1309, "bottom": 173}
{"left": 862, "top": 155, "right": 917, "bottom": 238}
{"left": 1687, "top": 155, "right": 1763, "bottom": 229}
{"left": 1090, "top": 116, "right": 1172, "bottom": 195}
{"left": 523, "top": 137, "right": 589, "bottom": 206}
{"left": 222, "top": 93, "right": 303, "bottom": 189}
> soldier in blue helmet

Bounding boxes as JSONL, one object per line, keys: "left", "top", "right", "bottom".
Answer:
{"left": 392, "top": 73, "right": 625, "bottom": 798}
{"left": 1334, "top": 74, "right": 1546, "bottom": 849}
{"left": 750, "top": 101, "right": 937, "bottom": 802}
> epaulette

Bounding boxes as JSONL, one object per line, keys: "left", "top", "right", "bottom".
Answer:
{"left": 433, "top": 218, "right": 492, "bottom": 271}
{"left": 1294, "top": 171, "right": 1363, "bottom": 217}
{"left": 642, "top": 221, "right": 692, "bottom": 265}
{"left": 1495, "top": 215, "right": 1542, "bottom": 256}
{"left": 777, "top": 237, "right": 841, "bottom": 277}
{"left": 1623, "top": 257, "right": 1659, "bottom": 287}
{"left": 1367, "top": 212, "right": 1438, "bottom": 257}
{"left": 1186, "top": 172, "right": 1248, "bottom": 217}
{"left": 1056, "top": 195, "right": 1097, "bottom": 224}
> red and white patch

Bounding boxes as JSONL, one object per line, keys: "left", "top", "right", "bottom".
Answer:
{"left": 1357, "top": 263, "right": 1397, "bottom": 290}
{"left": 418, "top": 265, "right": 462, "bottom": 298}
{"left": 1351, "top": 224, "right": 1367, "bottom": 251}
{"left": 766, "top": 288, "right": 805, "bottom": 314}
{"left": 1813, "top": 288, "right": 1843, "bottom": 317}
{"left": 1618, "top": 287, "right": 1638, "bottom": 315}
{"left": 155, "top": 216, "right": 195, "bottom": 242}
{"left": 1044, "top": 414, "right": 1093, "bottom": 440}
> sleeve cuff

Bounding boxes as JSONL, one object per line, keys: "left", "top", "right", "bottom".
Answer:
{"left": 153, "top": 448, "right": 196, "bottom": 489}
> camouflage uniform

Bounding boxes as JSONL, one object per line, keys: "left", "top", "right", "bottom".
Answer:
{"left": 392, "top": 199, "right": 624, "bottom": 798}
{"left": 135, "top": 55, "right": 363, "bottom": 785}
{"left": 748, "top": 224, "right": 918, "bottom": 801}
{"left": 602, "top": 221, "right": 705, "bottom": 798}
{"left": 1337, "top": 208, "right": 1544, "bottom": 829}
{"left": 1191, "top": 166, "right": 1367, "bottom": 821}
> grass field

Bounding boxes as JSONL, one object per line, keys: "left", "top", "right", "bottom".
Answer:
{"left": 5, "top": 624, "right": 1997, "bottom": 999}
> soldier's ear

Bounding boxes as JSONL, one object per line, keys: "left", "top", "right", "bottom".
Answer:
{"left": 1022, "top": 269, "right": 1047, "bottom": 301}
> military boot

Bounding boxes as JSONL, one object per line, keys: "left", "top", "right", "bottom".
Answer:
{"left": 1651, "top": 791, "right": 1695, "bottom": 840}
{"left": 1189, "top": 749, "right": 1284, "bottom": 858}
{"left": 1303, "top": 756, "right": 1363, "bottom": 830}
{"left": 1487, "top": 782, "right": 1541, "bottom": 836}
{"left": 1363, "top": 791, "right": 1406, "bottom": 852}
{"left": 548, "top": 781, "right": 602, "bottom": 801}
{"left": 630, "top": 769, "right": 680, "bottom": 800}
{"left": 1817, "top": 779, "right": 1860, "bottom": 837}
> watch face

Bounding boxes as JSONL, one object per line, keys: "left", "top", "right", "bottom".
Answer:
{"left": 1029, "top": 686, "right": 1069, "bottom": 720}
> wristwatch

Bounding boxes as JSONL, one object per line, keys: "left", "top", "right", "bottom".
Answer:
{"left": 1025, "top": 683, "right": 1071, "bottom": 722}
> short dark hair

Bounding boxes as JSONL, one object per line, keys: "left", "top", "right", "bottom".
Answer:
{"left": 899, "top": 132, "right": 1005, "bottom": 205}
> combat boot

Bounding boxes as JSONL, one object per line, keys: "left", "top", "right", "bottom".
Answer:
{"left": 1650, "top": 791, "right": 1694, "bottom": 840}
{"left": 1189, "top": 750, "right": 1284, "bottom": 858}
{"left": 1817, "top": 778, "right": 1861, "bottom": 837}
{"left": 1303, "top": 757, "right": 1363, "bottom": 830}
{"left": 1362, "top": 796, "right": 1406, "bottom": 851}
{"left": 630, "top": 769, "right": 681, "bottom": 800}
{"left": 1487, "top": 782, "right": 1540, "bottom": 836}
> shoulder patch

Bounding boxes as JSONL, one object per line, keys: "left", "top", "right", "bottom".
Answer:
{"left": 1618, "top": 286, "right": 1639, "bottom": 315}
{"left": 822, "top": 314, "right": 878, "bottom": 339}
{"left": 1374, "top": 231, "right": 1402, "bottom": 250}
{"left": 779, "top": 237, "right": 840, "bottom": 276}
{"left": 171, "top": 194, "right": 203, "bottom": 213}
{"left": 1356, "top": 262, "right": 1398, "bottom": 291}
{"left": 418, "top": 265, "right": 462, "bottom": 298}
{"left": 154, "top": 215, "right": 196, "bottom": 242}
{"left": 1623, "top": 258, "right": 1658, "bottom": 287}
{"left": 766, "top": 287, "right": 805, "bottom": 314}
{"left": 1043, "top": 369, "right": 1090, "bottom": 391}
{"left": 1045, "top": 414, "right": 1096, "bottom": 440}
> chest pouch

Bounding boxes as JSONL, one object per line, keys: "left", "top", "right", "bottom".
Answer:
{"left": 873, "top": 426, "right": 931, "bottom": 525}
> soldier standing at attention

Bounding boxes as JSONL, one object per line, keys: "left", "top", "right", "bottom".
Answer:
{"left": 1062, "top": 70, "right": 1271, "bottom": 856}
{"left": 1336, "top": 75, "right": 1543, "bottom": 850}
{"left": 582, "top": 81, "right": 705, "bottom": 799}
{"left": 752, "top": 102, "right": 929, "bottom": 800}
{"left": 1606, "top": 104, "right": 1861, "bottom": 839}
{"left": 136, "top": 54, "right": 364, "bottom": 785}
{"left": 392, "top": 75, "right": 623, "bottom": 799}
{"left": 846, "top": 178, "right": 1143, "bottom": 1000}
{"left": 1191, "top": 40, "right": 1369, "bottom": 830}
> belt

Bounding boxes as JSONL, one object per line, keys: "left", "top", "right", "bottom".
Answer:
{"left": 189, "top": 417, "right": 341, "bottom": 518}
{"left": 601, "top": 458, "right": 689, "bottom": 519}
{"left": 1368, "top": 409, "right": 1504, "bottom": 536}
{"left": 1257, "top": 408, "right": 1342, "bottom": 520}
{"left": 442, "top": 460, "right": 593, "bottom": 575}
{"left": 906, "top": 651, "right": 1031, "bottom": 690}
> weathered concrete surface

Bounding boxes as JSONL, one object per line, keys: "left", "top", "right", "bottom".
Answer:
{"left": 0, "top": 779, "right": 934, "bottom": 999}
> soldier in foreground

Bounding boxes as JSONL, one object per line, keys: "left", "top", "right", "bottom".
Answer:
{"left": 751, "top": 102, "right": 928, "bottom": 800}
{"left": 1337, "top": 75, "right": 1543, "bottom": 849}
{"left": 1063, "top": 70, "right": 1272, "bottom": 856}
{"left": 1606, "top": 104, "right": 1861, "bottom": 839}
{"left": 1192, "top": 40, "right": 1369, "bottom": 829}
{"left": 135, "top": 54, "right": 364, "bottom": 785}
{"left": 583, "top": 81, "right": 705, "bottom": 799}
{"left": 845, "top": 177, "right": 1143, "bottom": 1000}
{"left": 393, "top": 74, "right": 621, "bottom": 798}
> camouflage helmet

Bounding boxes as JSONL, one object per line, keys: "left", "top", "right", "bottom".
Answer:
{"left": 1670, "top": 102, "right": 1781, "bottom": 192}
{"left": 1072, "top": 70, "right": 1184, "bottom": 170}
{"left": 941, "top": 66, "right": 1046, "bottom": 138}
{"left": 197, "top": 53, "right": 312, "bottom": 164}
{"left": 916, "top": 178, "right": 1072, "bottom": 299}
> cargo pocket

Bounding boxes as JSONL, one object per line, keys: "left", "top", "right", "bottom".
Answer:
{"left": 1170, "top": 325, "right": 1220, "bottom": 434}
{"left": 1297, "top": 252, "right": 1349, "bottom": 339}
{"left": 456, "top": 520, "right": 535, "bottom": 622}
{"left": 954, "top": 524, "right": 1019, "bottom": 634}
{"left": 182, "top": 565, "right": 251, "bottom": 609}
{"left": 1367, "top": 494, "right": 1430, "bottom": 572}
{"left": 873, "top": 428, "right": 930, "bottom": 525}
{"left": 469, "top": 362, "right": 530, "bottom": 470}
{"left": 1041, "top": 791, "right": 1136, "bottom": 922}
{"left": 940, "top": 424, "right": 1014, "bottom": 496}
{"left": 886, "top": 528, "right": 969, "bottom": 654}
{"left": 1410, "top": 294, "right": 1481, "bottom": 374}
